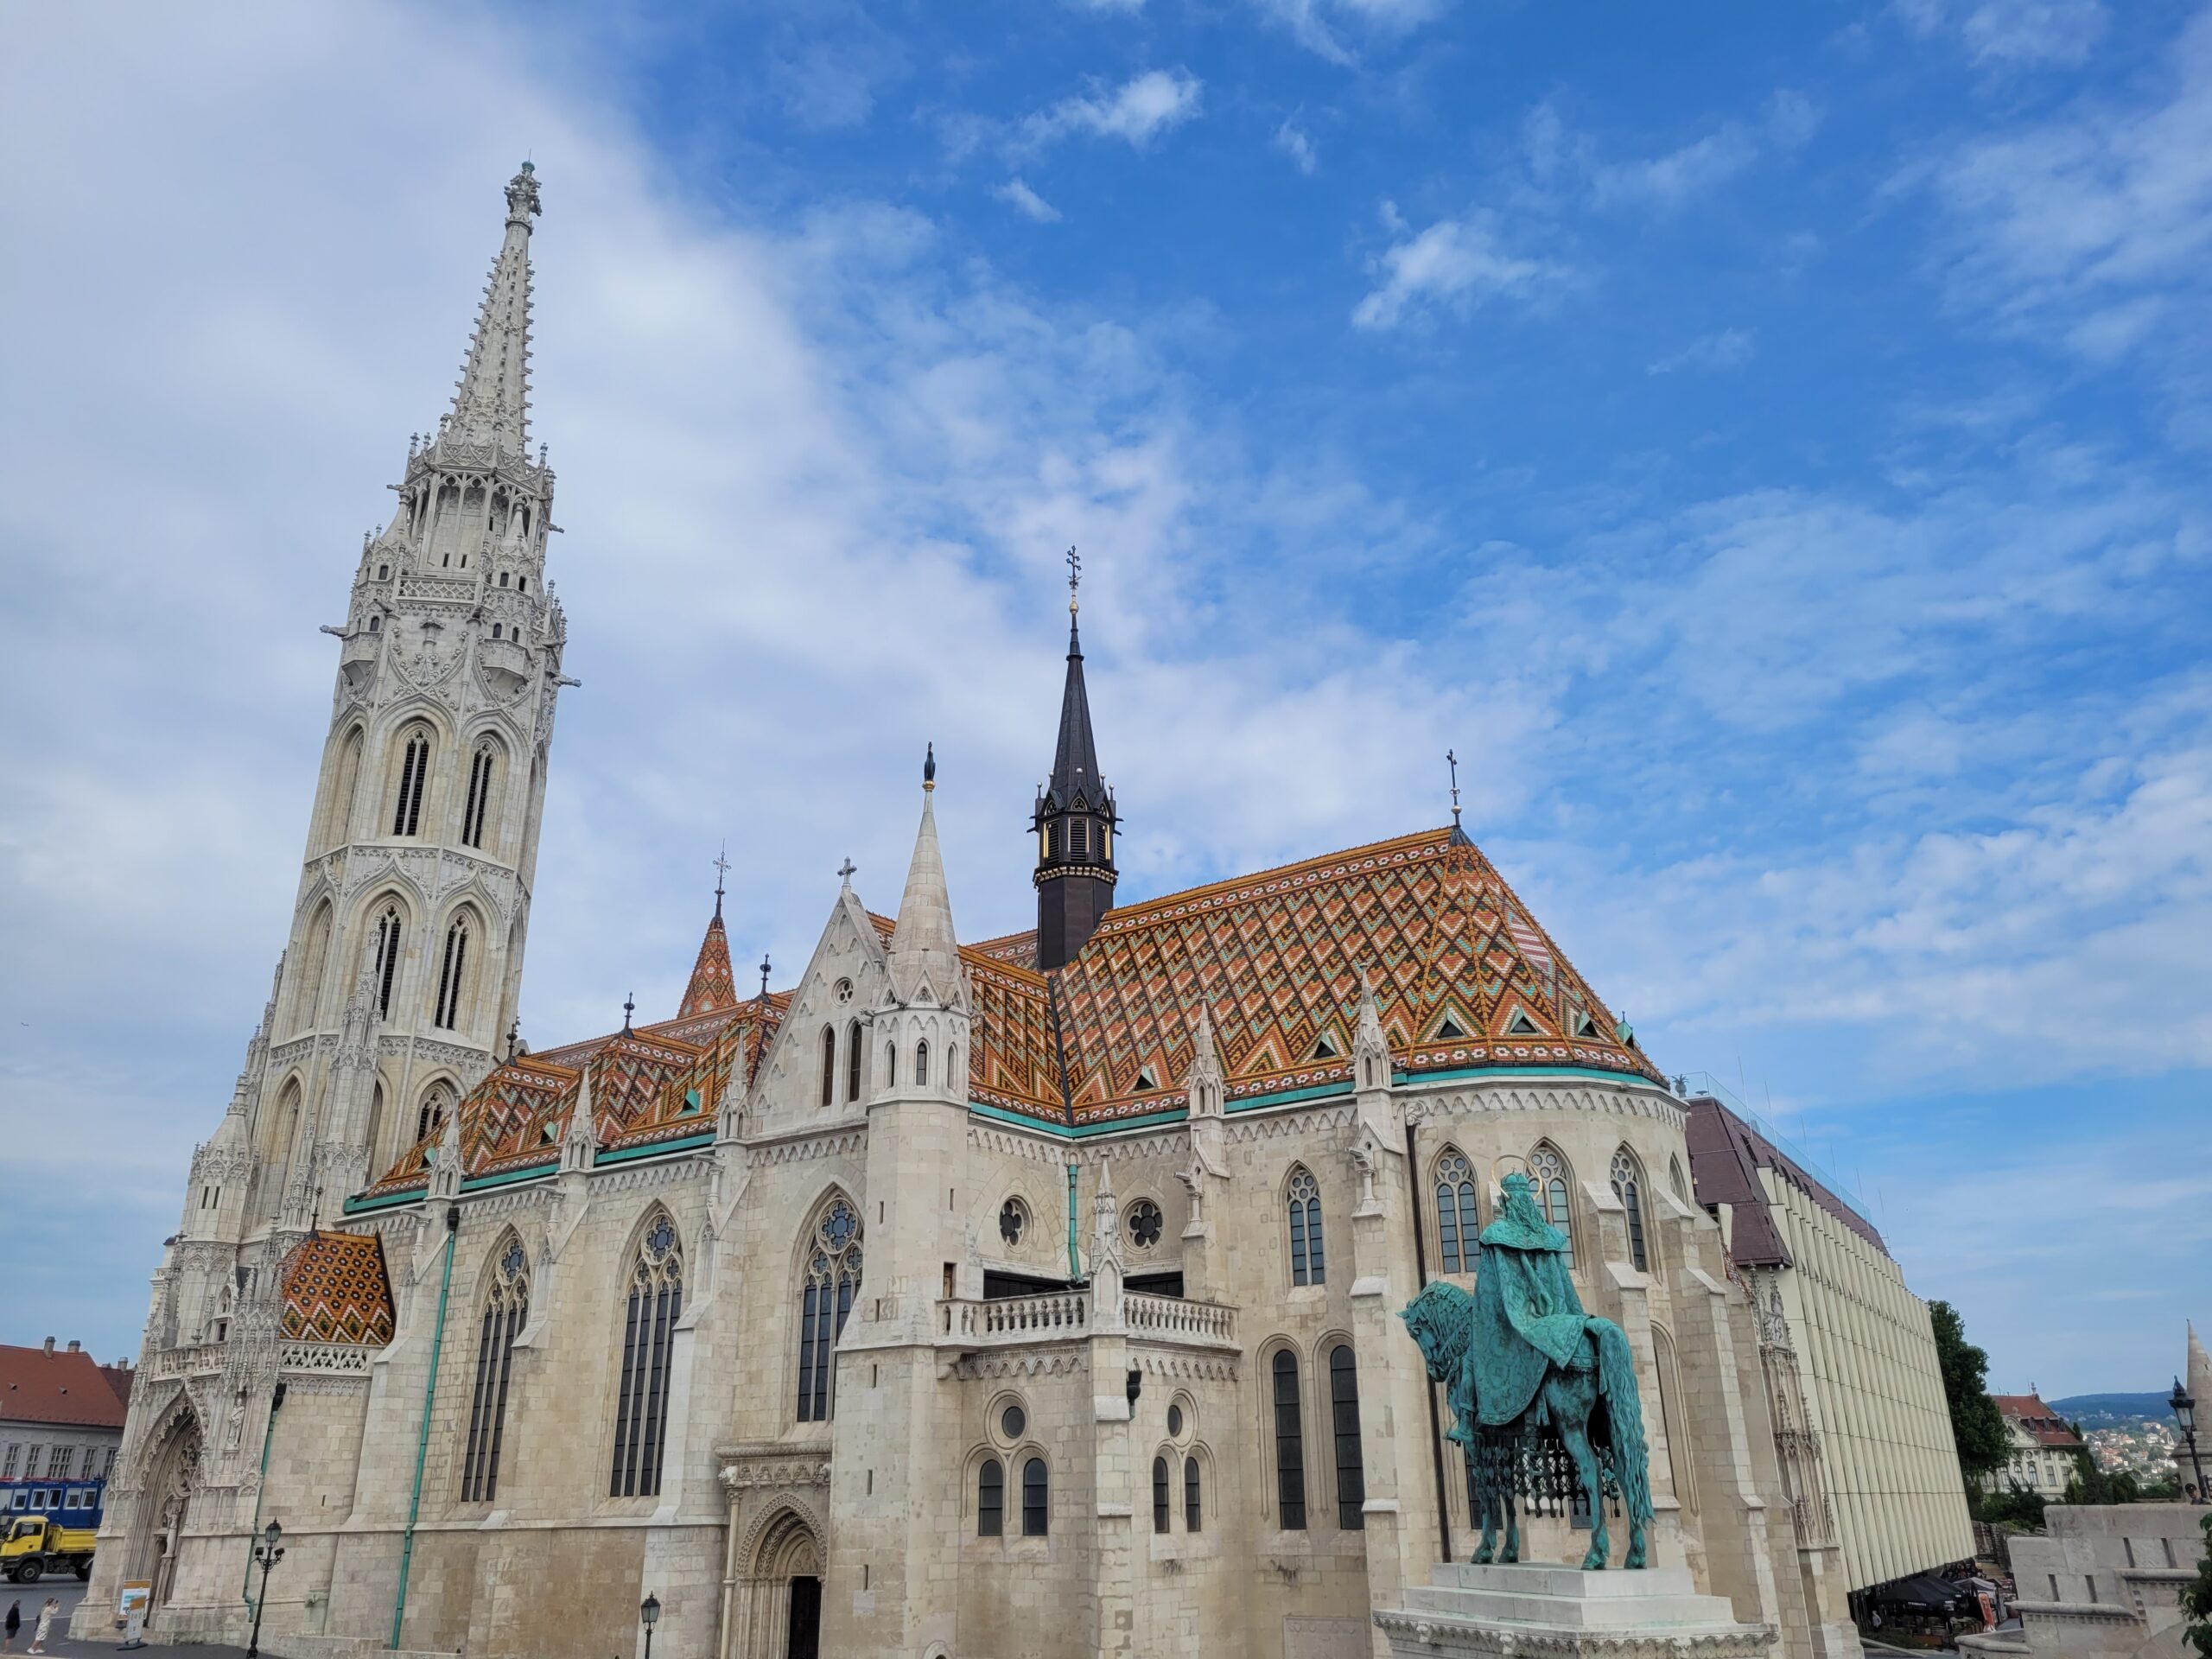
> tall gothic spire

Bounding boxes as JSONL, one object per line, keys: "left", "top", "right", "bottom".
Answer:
{"left": 890, "top": 747, "right": 964, "bottom": 1006}
{"left": 442, "top": 163, "right": 541, "bottom": 453}
{"left": 1033, "top": 566, "right": 1118, "bottom": 971}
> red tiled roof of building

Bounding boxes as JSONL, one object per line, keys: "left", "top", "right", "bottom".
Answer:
{"left": 276, "top": 1230, "right": 397, "bottom": 1346}
{"left": 0, "top": 1343, "right": 130, "bottom": 1429}
{"left": 1990, "top": 1395, "right": 2083, "bottom": 1448}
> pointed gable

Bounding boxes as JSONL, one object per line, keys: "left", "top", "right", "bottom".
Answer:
{"left": 678, "top": 911, "right": 739, "bottom": 1018}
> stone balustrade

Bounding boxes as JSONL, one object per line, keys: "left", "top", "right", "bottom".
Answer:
{"left": 938, "top": 1288, "right": 1239, "bottom": 1350}
{"left": 1124, "top": 1291, "right": 1237, "bottom": 1345}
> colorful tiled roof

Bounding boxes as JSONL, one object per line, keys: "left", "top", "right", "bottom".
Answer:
{"left": 277, "top": 1231, "right": 396, "bottom": 1346}
{"left": 0, "top": 1344, "right": 131, "bottom": 1429}
{"left": 975, "top": 826, "right": 1661, "bottom": 1128}
{"left": 678, "top": 911, "right": 739, "bottom": 1018}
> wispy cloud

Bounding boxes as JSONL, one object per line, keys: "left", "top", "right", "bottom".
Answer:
{"left": 1351, "top": 207, "right": 1567, "bottom": 330}
{"left": 1274, "top": 118, "right": 1318, "bottom": 175}
{"left": 1017, "top": 67, "right": 1203, "bottom": 153}
{"left": 1894, "top": 0, "right": 2111, "bottom": 67}
{"left": 1647, "top": 327, "right": 1757, "bottom": 374}
{"left": 1249, "top": 0, "right": 1453, "bottom": 64}
{"left": 994, "top": 177, "right": 1063, "bottom": 223}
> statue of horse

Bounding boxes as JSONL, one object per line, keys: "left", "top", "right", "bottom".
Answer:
{"left": 1399, "top": 1173, "right": 1655, "bottom": 1571}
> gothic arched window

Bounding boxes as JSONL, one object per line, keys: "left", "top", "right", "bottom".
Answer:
{"left": 1286, "top": 1166, "right": 1325, "bottom": 1287}
{"left": 461, "top": 742, "right": 496, "bottom": 849}
{"left": 416, "top": 1084, "right": 452, "bottom": 1145}
{"left": 609, "top": 1214, "right": 683, "bottom": 1498}
{"left": 1669, "top": 1154, "right": 1690, "bottom": 1205}
{"left": 846, "top": 1020, "right": 862, "bottom": 1101}
{"left": 1153, "top": 1456, "right": 1171, "bottom": 1533}
{"left": 391, "top": 729, "right": 430, "bottom": 836}
{"left": 883, "top": 1041, "right": 896, "bottom": 1089}
{"left": 914, "top": 1040, "right": 930, "bottom": 1087}
{"left": 796, "top": 1198, "right": 862, "bottom": 1423}
{"left": 977, "top": 1457, "right": 1003, "bottom": 1536}
{"left": 1272, "top": 1349, "right": 1307, "bottom": 1529}
{"left": 432, "top": 916, "right": 471, "bottom": 1031}
{"left": 1611, "top": 1147, "right": 1649, "bottom": 1272}
{"left": 1434, "top": 1147, "right": 1479, "bottom": 1274}
{"left": 461, "top": 1236, "right": 528, "bottom": 1502}
{"left": 1329, "top": 1344, "right": 1366, "bottom": 1530}
{"left": 1184, "top": 1453, "right": 1202, "bottom": 1530}
{"left": 819, "top": 1027, "right": 837, "bottom": 1108}
{"left": 1021, "top": 1456, "right": 1049, "bottom": 1535}
{"left": 1529, "top": 1143, "right": 1575, "bottom": 1269}
{"left": 371, "top": 904, "right": 404, "bottom": 1019}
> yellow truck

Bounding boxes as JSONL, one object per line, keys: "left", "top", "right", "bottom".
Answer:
{"left": 1, "top": 1513, "right": 95, "bottom": 1582}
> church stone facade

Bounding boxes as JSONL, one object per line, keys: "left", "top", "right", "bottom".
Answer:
{"left": 83, "top": 169, "right": 1972, "bottom": 1659}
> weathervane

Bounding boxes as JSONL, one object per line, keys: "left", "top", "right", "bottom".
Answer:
{"left": 1066, "top": 545, "right": 1081, "bottom": 614}
{"left": 759, "top": 954, "right": 772, "bottom": 1001}
{"left": 1447, "top": 749, "right": 1462, "bottom": 829}
{"left": 712, "top": 843, "right": 731, "bottom": 918}
{"left": 621, "top": 992, "right": 634, "bottom": 1033}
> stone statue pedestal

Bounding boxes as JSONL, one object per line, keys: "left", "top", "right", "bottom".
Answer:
{"left": 1375, "top": 1562, "right": 1776, "bottom": 1658}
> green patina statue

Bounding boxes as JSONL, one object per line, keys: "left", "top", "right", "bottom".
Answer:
{"left": 1400, "top": 1171, "right": 1655, "bottom": 1570}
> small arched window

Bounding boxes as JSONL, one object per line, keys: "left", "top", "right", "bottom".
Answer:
{"left": 491, "top": 622, "right": 502, "bottom": 640}
{"left": 884, "top": 1041, "right": 896, "bottom": 1088}
{"left": 432, "top": 915, "right": 470, "bottom": 1030}
{"left": 1529, "top": 1144, "right": 1575, "bottom": 1269}
{"left": 1434, "top": 1147, "right": 1478, "bottom": 1274}
{"left": 977, "top": 1458, "right": 1003, "bottom": 1536}
{"left": 1021, "top": 1457, "right": 1048, "bottom": 1535}
{"left": 461, "top": 743, "right": 496, "bottom": 849}
{"left": 378, "top": 563, "right": 391, "bottom": 580}
{"left": 391, "top": 729, "right": 430, "bottom": 836}
{"left": 819, "top": 1027, "right": 837, "bottom": 1108}
{"left": 1611, "top": 1147, "right": 1649, "bottom": 1272}
{"left": 517, "top": 575, "right": 527, "bottom": 594}
{"left": 416, "top": 1084, "right": 451, "bottom": 1145}
{"left": 368, "top": 614, "right": 381, "bottom": 632}
{"left": 609, "top": 1214, "right": 683, "bottom": 1498}
{"left": 499, "top": 571, "right": 511, "bottom": 588}
{"left": 1286, "top": 1166, "right": 1325, "bottom": 1287}
{"left": 1071, "top": 818, "right": 1089, "bottom": 860}
{"left": 1272, "top": 1349, "right": 1306, "bottom": 1529}
{"left": 914, "top": 1040, "right": 930, "bottom": 1087}
{"left": 1152, "top": 1456, "right": 1171, "bottom": 1533}
{"left": 1669, "top": 1154, "right": 1690, "bottom": 1204}
{"left": 1184, "top": 1454, "right": 1202, "bottom": 1530}
{"left": 371, "top": 904, "right": 404, "bottom": 1019}
{"left": 797, "top": 1199, "right": 863, "bottom": 1423}
{"left": 846, "top": 1020, "right": 862, "bottom": 1101}
{"left": 1329, "top": 1344, "right": 1366, "bottom": 1530}
{"left": 461, "top": 1236, "right": 528, "bottom": 1502}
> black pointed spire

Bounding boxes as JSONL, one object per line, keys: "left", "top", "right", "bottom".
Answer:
{"left": 1033, "top": 550, "right": 1118, "bottom": 971}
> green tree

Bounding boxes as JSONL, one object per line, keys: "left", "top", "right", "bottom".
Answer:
{"left": 1974, "top": 1484, "right": 2046, "bottom": 1531}
{"left": 2180, "top": 1512, "right": 2212, "bottom": 1659}
{"left": 1929, "top": 1300, "right": 2011, "bottom": 1481}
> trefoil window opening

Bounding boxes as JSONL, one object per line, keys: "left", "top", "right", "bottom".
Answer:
{"left": 1287, "top": 1166, "right": 1325, "bottom": 1286}
{"left": 608, "top": 1216, "right": 683, "bottom": 1498}
{"left": 796, "top": 1200, "right": 863, "bottom": 1422}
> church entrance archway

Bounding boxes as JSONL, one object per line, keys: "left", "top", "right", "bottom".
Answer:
{"left": 128, "top": 1402, "right": 203, "bottom": 1618}
{"left": 730, "top": 1504, "right": 822, "bottom": 1659}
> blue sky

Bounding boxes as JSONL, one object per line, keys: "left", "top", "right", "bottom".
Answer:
{"left": 2, "top": 0, "right": 2206, "bottom": 1397}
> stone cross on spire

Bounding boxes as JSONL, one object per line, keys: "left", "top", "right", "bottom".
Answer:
{"left": 442, "top": 163, "right": 541, "bottom": 454}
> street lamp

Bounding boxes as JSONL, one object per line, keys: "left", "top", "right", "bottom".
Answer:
{"left": 639, "top": 1592, "right": 661, "bottom": 1659}
{"left": 2172, "top": 1377, "right": 2206, "bottom": 1505}
{"left": 247, "top": 1520, "right": 284, "bottom": 1658}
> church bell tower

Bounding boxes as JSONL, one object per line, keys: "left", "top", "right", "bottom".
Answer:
{"left": 1032, "top": 558, "right": 1116, "bottom": 971}
{"left": 192, "top": 164, "right": 572, "bottom": 1243}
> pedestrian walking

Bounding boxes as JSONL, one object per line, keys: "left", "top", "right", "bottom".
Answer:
{"left": 24, "top": 1597, "right": 52, "bottom": 1656}
{"left": 3, "top": 1598, "right": 19, "bottom": 1652}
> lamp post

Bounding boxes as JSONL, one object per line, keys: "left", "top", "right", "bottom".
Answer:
{"left": 639, "top": 1592, "right": 661, "bottom": 1659}
{"left": 2173, "top": 1377, "right": 2206, "bottom": 1505}
{"left": 247, "top": 1520, "right": 284, "bottom": 1658}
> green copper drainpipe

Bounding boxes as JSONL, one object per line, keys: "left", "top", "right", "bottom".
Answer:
{"left": 391, "top": 1205, "right": 459, "bottom": 1649}
{"left": 1047, "top": 980, "right": 1082, "bottom": 1282}
{"left": 241, "top": 1379, "right": 288, "bottom": 1614}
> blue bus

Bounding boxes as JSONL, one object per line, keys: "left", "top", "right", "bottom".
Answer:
{"left": 0, "top": 1478, "right": 105, "bottom": 1529}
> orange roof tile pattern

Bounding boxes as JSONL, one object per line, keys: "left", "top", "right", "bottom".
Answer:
{"left": 0, "top": 1344, "right": 131, "bottom": 1429}
{"left": 677, "top": 912, "right": 739, "bottom": 1018}
{"left": 974, "top": 827, "right": 1659, "bottom": 1128}
{"left": 278, "top": 1231, "right": 396, "bottom": 1345}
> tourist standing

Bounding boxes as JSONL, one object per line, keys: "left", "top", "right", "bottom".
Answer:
{"left": 23, "top": 1598, "right": 53, "bottom": 1655}
{"left": 3, "top": 1598, "right": 19, "bottom": 1651}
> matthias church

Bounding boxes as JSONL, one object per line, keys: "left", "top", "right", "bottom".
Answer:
{"left": 82, "top": 168, "right": 1974, "bottom": 1659}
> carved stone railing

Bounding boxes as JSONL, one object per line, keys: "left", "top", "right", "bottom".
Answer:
{"left": 1124, "top": 1292, "right": 1237, "bottom": 1346}
{"left": 940, "top": 1292, "right": 1090, "bottom": 1343}
{"left": 146, "top": 1343, "right": 224, "bottom": 1381}
{"left": 398, "top": 575, "right": 476, "bottom": 604}
{"left": 280, "top": 1342, "right": 374, "bottom": 1375}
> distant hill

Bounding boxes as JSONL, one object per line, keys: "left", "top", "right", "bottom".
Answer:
{"left": 2049, "top": 1392, "right": 2174, "bottom": 1428}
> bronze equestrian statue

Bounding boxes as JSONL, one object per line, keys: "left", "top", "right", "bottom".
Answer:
{"left": 1400, "top": 1171, "right": 1655, "bottom": 1570}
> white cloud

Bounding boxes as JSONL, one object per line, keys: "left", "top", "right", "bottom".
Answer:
{"left": 1647, "top": 328, "right": 1757, "bottom": 375}
{"left": 1249, "top": 0, "right": 1452, "bottom": 64}
{"left": 1274, "top": 118, "right": 1318, "bottom": 175}
{"left": 1894, "top": 0, "right": 2110, "bottom": 67}
{"left": 1592, "top": 124, "right": 1761, "bottom": 211}
{"left": 1018, "top": 68, "right": 1203, "bottom": 152}
{"left": 1351, "top": 208, "right": 1567, "bottom": 330}
{"left": 994, "top": 177, "right": 1063, "bottom": 223}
